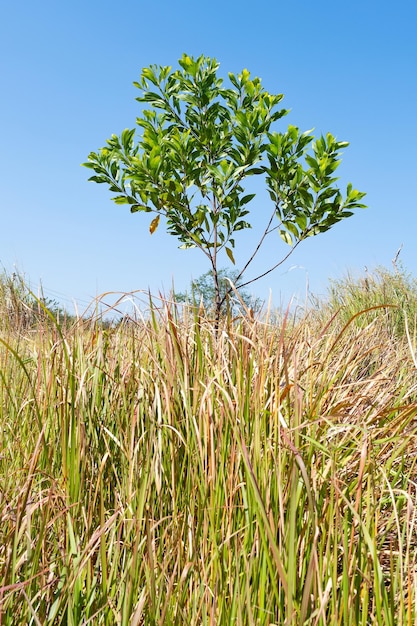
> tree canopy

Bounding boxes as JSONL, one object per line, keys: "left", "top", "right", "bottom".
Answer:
{"left": 84, "top": 53, "right": 366, "bottom": 323}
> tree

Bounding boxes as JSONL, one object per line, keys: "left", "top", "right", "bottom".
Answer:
{"left": 83, "top": 53, "right": 366, "bottom": 326}
{"left": 175, "top": 268, "right": 263, "bottom": 316}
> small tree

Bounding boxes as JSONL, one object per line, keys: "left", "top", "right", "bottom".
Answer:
{"left": 84, "top": 53, "right": 366, "bottom": 325}
{"left": 175, "top": 268, "right": 263, "bottom": 315}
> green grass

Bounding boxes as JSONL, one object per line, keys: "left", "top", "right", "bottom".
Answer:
{"left": 1, "top": 268, "right": 417, "bottom": 624}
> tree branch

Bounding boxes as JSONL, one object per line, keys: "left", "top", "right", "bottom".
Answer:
{"left": 237, "top": 238, "right": 304, "bottom": 290}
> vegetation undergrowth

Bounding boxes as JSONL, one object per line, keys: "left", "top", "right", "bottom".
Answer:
{"left": 1, "top": 268, "right": 417, "bottom": 625}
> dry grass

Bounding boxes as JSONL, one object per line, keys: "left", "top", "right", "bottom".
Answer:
{"left": 1, "top": 269, "right": 417, "bottom": 624}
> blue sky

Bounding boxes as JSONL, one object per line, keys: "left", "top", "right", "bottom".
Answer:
{"left": 1, "top": 0, "right": 416, "bottom": 314}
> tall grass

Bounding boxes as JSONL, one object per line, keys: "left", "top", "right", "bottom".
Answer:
{"left": 312, "top": 264, "right": 417, "bottom": 339}
{"left": 1, "top": 269, "right": 417, "bottom": 624}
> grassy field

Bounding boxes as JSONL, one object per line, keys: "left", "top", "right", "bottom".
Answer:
{"left": 1, "top": 268, "right": 417, "bottom": 625}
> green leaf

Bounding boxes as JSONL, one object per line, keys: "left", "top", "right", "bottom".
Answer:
{"left": 283, "top": 221, "right": 300, "bottom": 239}
{"left": 240, "top": 193, "right": 256, "bottom": 206}
{"left": 294, "top": 214, "right": 307, "bottom": 231}
{"left": 88, "top": 175, "right": 110, "bottom": 184}
{"left": 130, "top": 204, "right": 150, "bottom": 213}
{"left": 228, "top": 72, "right": 241, "bottom": 90}
{"left": 121, "top": 128, "right": 135, "bottom": 151}
{"left": 113, "top": 195, "right": 130, "bottom": 205}
{"left": 234, "top": 220, "right": 251, "bottom": 231}
{"left": 279, "top": 229, "right": 293, "bottom": 246}
{"left": 110, "top": 162, "right": 119, "bottom": 180}
{"left": 141, "top": 67, "right": 158, "bottom": 85}
{"left": 226, "top": 247, "right": 236, "bottom": 264}
{"left": 318, "top": 188, "right": 338, "bottom": 202}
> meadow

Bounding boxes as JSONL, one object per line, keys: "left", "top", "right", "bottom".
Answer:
{"left": 1, "top": 267, "right": 417, "bottom": 625}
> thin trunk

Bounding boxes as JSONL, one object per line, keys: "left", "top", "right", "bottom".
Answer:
{"left": 212, "top": 263, "right": 221, "bottom": 332}
{"left": 211, "top": 191, "right": 221, "bottom": 332}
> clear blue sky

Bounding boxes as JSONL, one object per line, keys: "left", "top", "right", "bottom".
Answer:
{"left": 1, "top": 0, "right": 416, "bottom": 314}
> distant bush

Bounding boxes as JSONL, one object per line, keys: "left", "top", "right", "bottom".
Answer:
{"left": 175, "top": 268, "right": 264, "bottom": 317}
